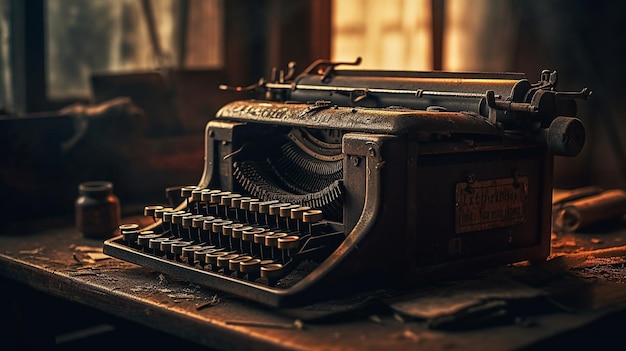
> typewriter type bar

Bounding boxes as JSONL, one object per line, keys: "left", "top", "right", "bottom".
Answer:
{"left": 104, "top": 59, "right": 590, "bottom": 307}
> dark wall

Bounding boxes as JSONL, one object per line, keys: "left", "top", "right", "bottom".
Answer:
{"left": 509, "top": 0, "right": 626, "bottom": 190}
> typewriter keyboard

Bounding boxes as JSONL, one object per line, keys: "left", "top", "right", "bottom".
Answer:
{"left": 104, "top": 186, "right": 345, "bottom": 304}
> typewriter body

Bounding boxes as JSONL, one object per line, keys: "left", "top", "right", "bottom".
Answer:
{"left": 104, "top": 58, "right": 590, "bottom": 307}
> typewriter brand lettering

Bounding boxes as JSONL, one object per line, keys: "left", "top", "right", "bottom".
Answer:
{"left": 233, "top": 104, "right": 291, "bottom": 120}
{"left": 455, "top": 177, "right": 528, "bottom": 233}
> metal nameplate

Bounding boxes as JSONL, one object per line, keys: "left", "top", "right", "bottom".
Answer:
{"left": 455, "top": 177, "right": 528, "bottom": 233}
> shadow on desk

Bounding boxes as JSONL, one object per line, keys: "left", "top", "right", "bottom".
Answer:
{"left": 2, "top": 277, "right": 209, "bottom": 351}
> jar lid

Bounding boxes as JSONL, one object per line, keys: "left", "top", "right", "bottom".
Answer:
{"left": 79, "top": 181, "right": 113, "bottom": 195}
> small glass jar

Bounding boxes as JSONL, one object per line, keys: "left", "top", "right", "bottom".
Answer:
{"left": 75, "top": 181, "right": 121, "bottom": 239}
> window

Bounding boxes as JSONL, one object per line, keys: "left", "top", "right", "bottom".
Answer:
{"left": 331, "top": 0, "right": 433, "bottom": 70}
{"left": 331, "top": 0, "right": 517, "bottom": 72}
{"left": 46, "top": 0, "right": 223, "bottom": 100}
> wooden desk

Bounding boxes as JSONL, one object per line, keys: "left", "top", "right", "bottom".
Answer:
{"left": 2, "top": 215, "right": 626, "bottom": 350}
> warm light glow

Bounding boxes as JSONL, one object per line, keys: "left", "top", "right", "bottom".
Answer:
{"left": 443, "top": 0, "right": 517, "bottom": 72}
{"left": 332, "top": 0, "right": 518, "bottom": 73}
{"left": 331, "top": 0, "right": 433, "bottom": 70}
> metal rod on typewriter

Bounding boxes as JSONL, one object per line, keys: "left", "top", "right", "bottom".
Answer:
{"left": 201, "top": 189, "right": 221, "bottom": 215}
{"left": 163, "top": 210, "right": 185, "bottom": 238}
{"left": 202, "top": 216, "right": 219, "bottom": 245}
{"left": 231, "top": 196, "right": 251, "bottom": 222}
{"left": 182, "top": 214, "right": 203, "bottom": 242}
{"left": 190, "top": 189, "right": 204, "bottom": 214}
{"left": 221, "top": 193, "right": 242, "bottom": 219}
{"left": 269, "top": 202, "right": 291, "bottom": 230}
{"left": 153, "top": 207, "right": 174, "bottom": 235}
{"left": 290, "top": 206, "right": 311, "bottom": 233}
{"left": 210, "top": 191, "right": 232, "bottom": 218}
{"left": 265, "top": 232, "right": 288, "bottom": 262}
{"left": 279, "top": 204, "right": 301, "bottom": 231}
{"left": 239, "top": 198, "right": 260, "bottom": 224}
{"left": 223, "top": 222, "right": 245, "bottom": 251}
{"left": 172, "top": 212, "right": 192, "bottom": 240}
{"left": 302, "top": 209, "right": 324, "bottom": 235}
{"left": 264, "top": 82, "right": 497, "bottom": 99}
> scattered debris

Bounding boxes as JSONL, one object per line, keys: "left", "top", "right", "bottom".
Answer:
{"left": 19, "top": 247, "right": 44, "bottom": 255}
{"left": 168, "top": 293, "right": 196, "bottom": 300}
{"left": 393, "top": 313, "right": 405, "bottom": 323}
{"left": 225, "top": 319, "right": 305, "bottom": 330}
{"left": 369, "top": 314, "right": 383, "bottom": 324}
{"left": 196, "top": 294, "right": 221, "bottom": 310}
{"left": 73, "top": 245, "right": 103, "bottom": 253}
{"left": 391, "top": 329, "right": 420, "bottom": 342}
{"left": 86, "top": 252, "right": 110, "bottom": 261}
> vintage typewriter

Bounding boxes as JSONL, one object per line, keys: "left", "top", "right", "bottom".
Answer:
{"left": 103, "top": 58, "right": 591, "bottom": 307}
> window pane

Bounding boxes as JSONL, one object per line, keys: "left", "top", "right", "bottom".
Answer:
{"left": 331, "top": 0, "right": 432, "bottom": 70}
{"left": 46, "top": 0, "right": 223, "bottom": 100}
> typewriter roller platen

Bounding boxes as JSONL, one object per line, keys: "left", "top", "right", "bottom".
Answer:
{"left": 104, "top": 58, "right": 590, "bottom": 307}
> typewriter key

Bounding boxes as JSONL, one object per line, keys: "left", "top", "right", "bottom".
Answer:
{"left": 279, "top": 204, "right": 300, "bottom": 218}
{"left": 260, "top": 263, "right": 285, "bottom": 286}
{"left": 221, "top": 193, "right": 241, "bottom": 206}
{"left": 119, "top": 223, "right": 139, "bottom": 234}
{"left": 148, "top": 236, "right": 170, "bottom": 254}
{"left": 200, "top": 189, "right": 221, "bottom": 202}
{"left": 254, "top": 231, "right": 272, "bottom": 259}
{"left": 265, "top": 232, "right": 288, "bottom": 247}
{"left": 290, "top": 207, "right": 311, "bottom": 220}
{"left": 193, "top": 246, "right": 216, "bottom": 265}
{"left": 229, "top": 255, "right": 253, "bottom": 271}
{"left": 302, "top": 210, "right": 323, "bottom": 223}
{"left": 265, "top": 233, "right": 288, "bottom": 260}
{"left": 121, "top": 229, "right": 140, "bottom": 246}
{"left": 240, "top": 258, "right": 262, "bottom": 280}
{"left": 192, "top": 215, "right": 207, "bottom": 228}
{"left": 171, "top": 240, "right": 194, "bottom": 254}
{"left": 249, "top": 200, "right": 262, "bottom": 212}
{"left": 171, "top": 212, "right": 191, "bottom": 224}
{"left": 277, "top": 235, "right": 300, "bottom": 250}
{"left": 136, "top": 231, "right": 158, "bottom": 248}
{"left": 143, "top": 205, "right": 163, "bottom": 219}
{"left": 160, "top": 238, "right": 182, "bottom": 259}
{"left": 232, "top": 225, "right": 252, "bottom": 239}
{"left": 180, "top": 186, "right": 198, "bottom": 198}
{"left": 259, "top": 200, "right": 280, "bottom": 213}
{"left": 171, "top": 241, "right": 194, "bottom": 262}
{"left": 223, "top": 222, "right": 244, "bottom": 237}
{"left": 231, "top": 196, "right": 250, "bottom": 209}
{"left": 153, "top": 207, "right": 174, "bottom": 220}
{"left": 269, "top": 203, "right": 291, "bottom": 216}
{"left": 243, "top": 227, "right": 264, "bottom": 241}
{"left": 239, "top": 258, "right": 261, "bottom": 272}
{"left": 205, "top": 251, "right": 231, "bottom": 270}
{"left": 216, "top": 253, "right": 240, "bottom": 273}
{"left": 253, "top": 230, "right": 271, "bottom": 245}
{"left": 210, "top": 191, "right": 231, "bottom": 204}
{"left": 190, "top": 188, "right": 204, "bottom": 200}
{"left": 239, "top": 198, "right": 259, "bottom": 210}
